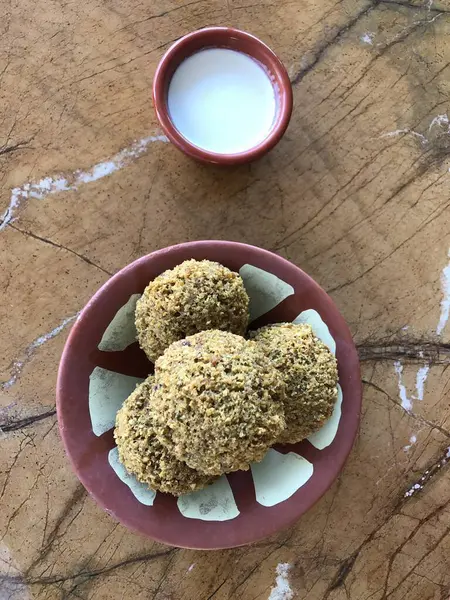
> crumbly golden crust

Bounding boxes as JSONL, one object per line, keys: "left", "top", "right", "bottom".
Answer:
{"left": 135, "top": 260, "right": 249, "bottom": 361}
{"left": 251, "top": 323, "right": 338, "bottom": 444}
{"left": 114, "top": 376, "right": 214, "bottom": 495}
{"left": 151, "top": 330, "right": 286, "bottom": 475}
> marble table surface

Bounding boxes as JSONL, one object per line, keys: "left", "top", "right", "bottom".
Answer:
{"left": 1, "top": 0, "right": 450, "bottom": 598}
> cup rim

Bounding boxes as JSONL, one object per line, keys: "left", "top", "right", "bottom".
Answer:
{"left": 152, "top": 27, "right": 293, "bottom": 165}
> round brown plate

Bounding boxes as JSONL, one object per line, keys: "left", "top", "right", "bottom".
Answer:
{"left": 56, "top": 241, "right": 361, "bottom": 549}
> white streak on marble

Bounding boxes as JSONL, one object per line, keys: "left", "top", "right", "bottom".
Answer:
{"left": 379, "top": 13, "right": 441, "bottom": 52}
{"left": 428, "top": 113, "right": 449, "bottom": 132}
{"left": 436, "top": 249, "right": 450, "bottom": 336}
{"left": 32, "top": 315, "right": 78, "bottom": 348}
{"left": 403, "top": 434, "right": 417, "bottom": 452}
{"left": 404, "top": 449, "right": 449, "bottom": 497}
{"left": 0, "top": 189, "right": 23, "bottom": 231}
{"left": 75, "top": 135, "right": 168, "bottom": 184}
{"left": 379, "top": 129, "right": 427, "bottom": 144}
{"left": 394, "top": 361, "right": 412, "bottom": 412}
{"left": 0, "top": 134, "right": 169, "bottom": 230}
{"left": 375, "top": 464, "right": 396, "bottom": 486}
{"left": 404, "top": 448, "right": 450, "bottom": 498}
{"left": 393, "top": 361, "right": 430, "bottom": 412}
{"left": 1, "top": 314, "right": 78, "bottom": 390}
{"left": 405, "top": 482, "right": 422, "bottom": 498}
{"left": 415, "top": 365, "right": 429, "bottom": 401}
{"left": 360, "top": 32, "right": 374, "bottom": 44}
{"left": 394, "top": 245, "right": 448, "bottom": 425}
{"left": 268, "top": 563, "right": 294, "bottom": 600}
{"left": 379, "top": 106, "right": 450, "bottom": 150}
{"left": 188, "top": 563, "right": 195, "bottom": 572}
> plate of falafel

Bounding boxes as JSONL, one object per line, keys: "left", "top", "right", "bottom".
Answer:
{"left": 57, "top": 241, "right": 361, "bottom": 549}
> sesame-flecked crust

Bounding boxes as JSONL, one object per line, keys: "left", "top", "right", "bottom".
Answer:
{"left": 114, "top": 376, "right": 214, "bottom": 495}
{"left": 151, "top": 330, "right": 286, "bottom": 475}
{"left": 251, "top": 323, "right": 338, "bottom": 444}
{"left": 135, "top": 260, "right": 249, "bottom": 361}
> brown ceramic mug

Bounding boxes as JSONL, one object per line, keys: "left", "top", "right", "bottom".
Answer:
{"left": 152, "top": 27, "right": 293, "bottom": 165}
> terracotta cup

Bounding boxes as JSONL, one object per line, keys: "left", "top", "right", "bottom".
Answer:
{"left": 152, "top": 27, "right": 293, "bottom": 165}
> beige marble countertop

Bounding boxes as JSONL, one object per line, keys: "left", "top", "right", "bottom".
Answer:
{"left": 1, "top": 0, "right": 450, "bottom": 598}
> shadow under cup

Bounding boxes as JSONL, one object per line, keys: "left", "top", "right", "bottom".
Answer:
{"left": 152, "top": 27, "right": 293, "bottom": 165}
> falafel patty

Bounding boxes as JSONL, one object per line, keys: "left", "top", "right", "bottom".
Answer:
{"left": 114, "top": 376, "right": 214, "bottom": 495}
{"left": 135, "top": 259, "right": 249, "bottom": 361}
{"left": 251, "top": 323, "right": 338, "bottom": 444}
{"left": 151, "top": 330, "right": 286, "bottom": 475}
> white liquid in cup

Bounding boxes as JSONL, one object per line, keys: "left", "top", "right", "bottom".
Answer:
{"left": 167, "top": 48, "right": 277, "bottom": 155}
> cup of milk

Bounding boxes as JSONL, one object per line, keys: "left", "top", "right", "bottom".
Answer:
{"left": 153, "top": 27, "right": 293, "bottom": 165}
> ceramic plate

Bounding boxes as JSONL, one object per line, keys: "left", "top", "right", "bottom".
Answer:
{"left": 57, "top": 241, "right": 361, "bottom": 549}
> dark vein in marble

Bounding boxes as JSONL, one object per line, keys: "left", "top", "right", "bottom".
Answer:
{"left": 397, "top": 445, "right": 450, "bottom": 502}
{"left": 358, "top": 341, "right": 450, "bottom": 363}
{"left": 2, "top": 458, "right": 51, "bottom": 542}
{"left": 291, "top": 0, "right": 448, "bottom": 86}
{"left": 380, "top": 0, "right": 450, "bottom": 14}
{"left": 1, "top": 549, "right": 178, "bottom": 588}
{"left": 150, "top": 553, "right": 178, "bottom": 600}
{"left": 376, "top": 11, "right": 443, "bottom": 58}
{"left": 324, "top": 486, "right": 450, "bottom": 596}
{"left": 0, "top": 408, "right": 56, "bottom": 433}
{"left": 116, "top": 0, "right": 205, "bottom": 32}
{"left": 9, "top": 224, "right": 112, "bottom": 276}
{"left": 26, "top": 484, "right": 87, "bottom": 575}
{"left": 383, "top": 514, "right": 450, "bottom": 597}
{"left": 206, "top": 577, "right": 229, "bottom": 600}
{"left": 60, "top": 524, "right": 121, "bottom": 599}
{"left": 327, "top": 553, "right": 358, "bottom": 592}
{"left": 291, "top": 1, "right": 375, "bottom": 85}
{"left": 0, "top": 139, "right": 33, "bottom": 156}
